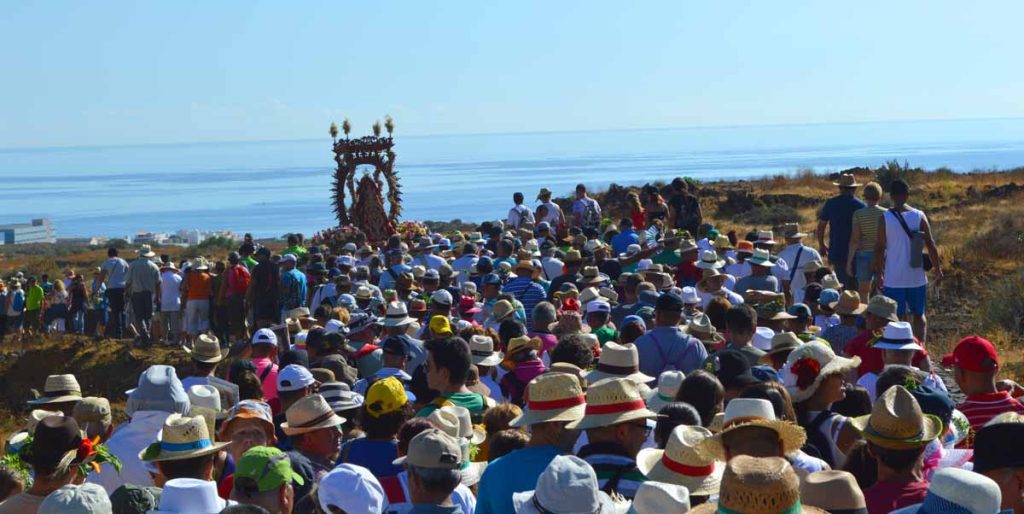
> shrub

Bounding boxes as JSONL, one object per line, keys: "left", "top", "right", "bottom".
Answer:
{"left": 875, "top": 160, "right": 923, "bottom": 191}
{"left": 738, "top": 204, "right": 802, "bottom": 226}
{"left": 984, "top": 274, "right": 1024, "bottom": 335}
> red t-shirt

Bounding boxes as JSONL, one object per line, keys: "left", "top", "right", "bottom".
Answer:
{"left": 844, "top": 329, "right": 928, "bottom": 377}
{"left": 864, "top": 478, "right": 929, "bottom": 514}
{"left": 957, "top": 391, "right": 1024, "bottom": 449}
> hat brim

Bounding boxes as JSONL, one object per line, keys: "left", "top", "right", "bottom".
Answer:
{"left": 699, "top": 419, "right": 807, "bottom": 460}
{"left": 833, "top": 181, "right": 863, "bottom": 188}
{"left": 27, "top": 393, "right": 83, "bottom": 405}
{"left": 472, "top": 353, "right": 504, "bottom": 367}
{"left": 567, "top": 407, "right": 659, "bottom": 431}
{"left": 461, "top": 460, "right": 487, "bottom": 486}
{"left": 584, "top": 369, "right": 655, "bottom": 385}
{"left": 509, "top": 404, "right": 586, "bottom": 428}
{"left": 836, "top": 305, "right": 868, "bottom": 316}
{"left": 868, "top": 308, "right": 900, "bottom": 323}
{"left": 695, "top": 260, "right": 726, "bottom": 270}
{"left": 636, "top": 448, "right": 724, "bottom": 496}
{"left": 691, "top": 504, "right": 828, "bottom": 514}
{"left": 849, "top": 413, "right": 944, "bottom": 449}
{"left": 783, "top": 232, "right": 809, "bottom": 240}
{"left": 184, "top": 347, "right": 227, "bottom": 364}
{"left": 758, "top": 344, "right": 802, "bottom": 364}
{"left": 513, "top": 489, "right": 618, "bottom": 514}
{"left": 788, "top": 355, "right": 861, "bottom": 403}
{"left": 748, "top": 258, "right": 775, "bottom": 268}
{"left": 382, "top": 317, "right": 416, "bottom": 327}
{"left": 280, "top": 412, "right": 346, "bottom": 435}
{"left": 140, "top": 440, "right": 231, "bottom": 462}
{"left": 579, "top": 274, "right": 611, "bottom": 286}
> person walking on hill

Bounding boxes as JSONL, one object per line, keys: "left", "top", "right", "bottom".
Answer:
{"left": 536, "top": 187, "right": 566, "bottom": 229}
{"left": 97, "top": 247, "right": 129, "bottom": 339}
{"left": 873, "top": 179, "right": 941, "bottom": 344}
{"left": 507, "top": 192, "right": 535, "bottom": 230}
{"left": 846, "top": 181, "right": 887, "bottom": 301}
{"left": 572, "top": 184, "right": 602, "bottom": 233}
{"left": 817, "top": 173, "right": 866, "bottom": 289}
{"left": 667, "top": 177, "right": 703, "bottom": 237}
{"left": 127, "top": 245, "right": 161, "bottom": 347}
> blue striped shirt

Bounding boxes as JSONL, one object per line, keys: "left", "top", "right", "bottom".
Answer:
{"left": 501, "top": 277, "right": 546, "bottom": 324}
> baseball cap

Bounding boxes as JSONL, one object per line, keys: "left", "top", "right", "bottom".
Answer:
{"left": 38, "top": 483, "right": 111, "bottom": 514}
{"left": 655, "top": 291, "right": 684, "bottom": 312}
{"left": 381, "top": 336, "right": 411, "bottom": 357}
{"left": 252, "top": 328, "right": 278, "bottom": 346}
{"left": 338, "top": 255, "right": 355, "bottom": 268}
{"left": 364, "top": 377, "right": 409, "bottom": 418}
{"left": 481, "top": 273, "right": 501, "bottom": 286}
{"left": 393, "top": 428, "right": 463, "bottom": 469}
{"left": 234, "top": 446, "right": 304, "bottom": 494}
{"left": 621, "top": 315, "right": 646, "bottom": 331}
{"left": 787, "top": 303, "right": 812, "bottom": 320}
{"left": 941, "top": 336, "right": 999, "bottom": 373}
{"left": 586, "top": 300, "right": 611, "bottom": 315}
{"left": 280, "top": 254, "right": 298, "bottom": 263}
{"left": 277, "top": 365, "right": 316, "bottom": 393}
{"left": 431, "top": 290, "right": 453, "bottom": 306}
{"left": 818, "top": 288, "right": 841, "bottom": 308}
{"left": 318, "top": 464, "right": 386, "bottom": 514}
{"left": 429, "top": 315, "right": 452, "bottom": 336}
{"left": 974, "top": 420, "right": 1024, "bottom": 473}
{"left": 324, "top": 319, "right": 347, "bottom": 335}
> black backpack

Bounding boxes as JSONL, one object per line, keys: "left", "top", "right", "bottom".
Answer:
{"left": 803, "top": 410, "right": 837, "bottom": 468}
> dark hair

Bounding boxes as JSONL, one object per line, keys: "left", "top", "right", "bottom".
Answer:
{"left": 234, "top": 370, "right": 265, "bottom": 402}
{"left": 550, "top": 334, "right": 595, "bottom": 370}
{"left": 890, "top": 179, "right": 910, "bottom": 196}
{"left": 705, "top": 297, "right": 732, "bottom": 331}
{"left": 676, "top": 370, "right": 724, "bottom": 428}
{"left": 654, "top": 402, "right": 702, "bottom": 449}
{"left": 157, "top": 453, "right": 215, "bottom": 480}
{"left": 408, "top": 466, "right": 462, "bottom": 494}
{"left": 869, "top": 441, "right": 926, "bottom": 472}
{"left": 740, "top": 382, "right": 796, "bottom": 422}
{"left": 107, "top": 247, "right": 118, "bottom": 257}
{"left": 397, "top": 418, "right": 435, "bottom": 455}
{"left": 875, "top": 365, "right": 924, "bottom": 399}
{"left": 0, "top": 465, "right": 25, "bottom": 501}
{"left": 831, "top": 384, "right": 873, "bottom": 418}
{"left": 842, "top": 440, "right": 878, "bottom": 490}
{"left": 497, "top": 320, "right": 527, "bottom": 349}
{"left": 488, "top": 429, "right": 529, "bottom": 461}
{"left": 361, "top": 403, "right": 414, "bottom": 440}
{"left": 425, "top": 337, "right": 472, "bottom": 387}
{"left": 513, "top": 192, "right": 524, "bottom": 203}
{"left": 725, "top": 305, "right": 757, "bottom": 335}
{"left": 194, "top": 360, "right": 219, "bottom": 376}
{"left": 618, "top": 323, "right": 645, "bottom": 344}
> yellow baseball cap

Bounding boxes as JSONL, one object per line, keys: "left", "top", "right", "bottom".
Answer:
{"left": 429, "top": 315, "right": 453, "bottom": 336}
{"left": 364, "top": 377, "right": 408, "bottom": 418}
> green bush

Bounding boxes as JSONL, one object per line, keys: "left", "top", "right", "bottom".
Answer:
{"left": 875, "top": 160, "right": 923, "bottom": 191}
{"left": 984, "top": 274, "right": 1024, "bottom": 335}
{"left": 738, "top": 204, "right": 802, "bottom": 226}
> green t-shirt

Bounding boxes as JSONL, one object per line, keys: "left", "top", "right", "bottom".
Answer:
{"left": 282, "top": 245, "right": 308, "bottom": 259}
{"left": 241, "top": 256, "right": 258, "bottom": 270}
{"left": 593, "top": 326, "right": 618, "bottom": 346}
{"left": 652, "top": 249, "right": 682, "bottom": 267}
{"left": 416, "top": 392, "right": 488, "bottom": 418}
{"left": 25, "top": 285, "right": 44, "bottom": 311}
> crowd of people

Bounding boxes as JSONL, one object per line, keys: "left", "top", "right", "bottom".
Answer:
{"left": 1, "top": 175, "right": 1020, "bottom": 514}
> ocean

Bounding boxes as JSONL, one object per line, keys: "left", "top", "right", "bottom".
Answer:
{"left": 4, "top": 118, "right": 1024, "bottom": 239}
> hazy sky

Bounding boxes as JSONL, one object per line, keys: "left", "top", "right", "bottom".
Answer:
{"left": 2, "top": 1, "right": 1022, "bottom": 148}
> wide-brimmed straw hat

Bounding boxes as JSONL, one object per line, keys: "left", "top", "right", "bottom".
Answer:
{"left": 834, "top": 290, "right": 867, "bottom": 316}
{"left": 850, "top": 385, "right": 943, "bottom": 449}
{"left": 183, "top": 334, "right": 226, "bottom": 363}
{"left": 690, "top": 456, "right": 827, "bottom": 514}
{"left": 140, "top": 413, "right": 230, "bottom": 462}
{"left": 491, "top": 300, "right": 516, "bottom": 323}
{"left": 382, "top": 301, "right": 416, "bottom": 327}
{"left": 833, "top": 173, "right": 862, "bottom": 188}
{"left": 280, "top": 394, "right": 346, "bottom": 436}
{"left": 747, "top": 248, "right": 775, "bottom": 268}
{"left": 647, "top": 370, "right": 686, "bottom": 413}
{"left": 755, "top": 230, "right": 777, "bottom": 246}
{"left": 28, "top": 374, "right": 83, "bottom": 406}
{"left": 781, "top": 223, "right": 808, "bottom": 240}
{"left": 873, "top": 321, "right": 923, "bottom": 351}
{"left": 757, "top": 332, "right": 804, "bottom": 365}
{"left": 585, "top": 342, "right": 655, "bottom": 384}
{"left": 637, "top": 425, "right": 724, "bottom": 496}
{"left": 713, "top": 234, "right": 734, "bottom": 250}
{"left": 699, "top": 398, "right": 807, "bottom": 460}
{"left": 567, "top": 377, "right": 659, "bottom": 430}
{"left": 782, "top": 341, "right": 860, "bottom": 403}
{"left": 698, "top": 268, "right": 727, "bottom": 290}
{"left": 821, "top": 273, "right": 843, "bottom": 291}
{"left": 512, "top": 455, "right": 623, "bottom": 514}
{"left": 800, "top": 470, "right": 867, "bottom": 514}
{"left": 191, "top": 257, "right": 210, "bottom": 271}
{"left": 510, "top": 373, "right": 586, "bottom": 428}
{"left": 137, "top": 244, "right": 157, "bottom": 258}
{"left": 684, "top": 314, "right": 725, "bottom": 345}
{"left": 695, "top": 250, "right": 725, "bottom": 270}
{"left": 579, "top": 266, "right": 610, "bottom": 287}
{"left": 468, "top": 335, "right": 503, "bottom": 367}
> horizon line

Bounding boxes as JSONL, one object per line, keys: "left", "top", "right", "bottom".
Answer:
{"left": 3, "top": 115, "right": 1024, "bottom": 153}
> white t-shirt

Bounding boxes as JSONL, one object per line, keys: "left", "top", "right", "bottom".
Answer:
{"left": 507, "top": 204, "right": 535, "bottom": 229}
{"left": 858, "top": 369, "right": 948, "bottom": 402}
{"left": 882, "top": 207, "right": 929, "bottom": 289}
{"left": 699, "top": 287, "right": 744, "bottom": 309}
{"left": 539, "top": 201, "right": 563, "bottom": 225}
{"left": 777, "top": 244, "right": 822, "bottom": 304}
{"left": 540, "top": 256, "right": 564, "bottom": 281}
{"left": 160, "top": 271, "right": 183, "bottom": 311}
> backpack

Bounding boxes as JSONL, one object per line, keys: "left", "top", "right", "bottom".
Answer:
{"left": 380, "top": 475, "right": 407, "bottom": 506}
{"left": 581, "top": 199, "right": 602, "bottom": 230}
{"left": 229, "top": 265, "right": 251, "bottom": 295}
{"left": 803, "top": 410, "right": 837, "bottom": 468}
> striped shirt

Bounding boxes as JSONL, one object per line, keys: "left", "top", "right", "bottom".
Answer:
{"left": 501, "top": 277, "right": 546, "bottom": 324}
{"left": 851, "top": 205, "right": 887, "bottom": 251}
{"left": 957, "top": 391, "right": 1024, "bottom": 448}
{"left": 578, "top": 443, "right": 647, "bottom": 499}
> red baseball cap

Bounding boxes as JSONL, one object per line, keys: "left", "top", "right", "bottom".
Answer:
{"left": 941, "top": 336, "right": 999, "bottom": 372}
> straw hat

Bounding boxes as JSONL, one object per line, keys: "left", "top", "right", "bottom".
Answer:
{"left": 755, "top": 230, "right": 777, "bottom": 246}
{"left": 698, "top": 399, "right": 807, "bottom": 460}
{"left": 468, "top": 335, "right": 503, "bottom": 367}
{"left": 567, "top": 377, "right": 659, "bottom": 430}
{"left": 757, "top": 332, "right": 803, "bottom": 365}
{"left": 781, "top": 223, "right": 808, "bottom": 240}
{"left": 890, "top": 468, "right": 1006, "bottom": 514}
{"left": 183, "top": 334, "right": 226, "bottom": 363}
{"left": 191, "top": 257, "right": 210, "bottom": 271}
{"left": 512, "top": 455, "right": 621, "bottom": 514}
{"left": 713, "top": 234, "right": 734, "bottom": 250}
{"left": 280, "top": 394, "right": 346, "bottom": 436}
{"left": 821, "top": 273, "right": 842, "bottom": 291}
{"left": 747, "top": 248, "right": 775, "bottom": 268}
{"left": 684, "top": 314, "right": 724, "bottom": 345}
{"left": 506, "top": 335, "right": 541, "bottom": 357}
{"left": 782, "top": 341, "right": 860, "bottom": 403}
{"left": 382, "top": 302, "right": 416, "bottom": 327}
{"left": 698, "top": 268, "right": 726, "bottom": 290}
{"left": 585, "top": 342, "right": 655, "bottom": 384}
{"left": 800, "top": 471, "right": 866, "bottom": 513}
{"left": 695, "top": 250, "right": 725, "bottom": 270}
{"left": 833, "top": 173, "right": 862, "bottom": 188}
{"left": 140, "top": 414, "right": 230, "bottom": 462}
{"left": 647, "top": 370, "right": 686, "bottom": 413}
{"left": 137, "top": 244, "right": 157, "bottom": 258}
{"left": 690, "top": 456, "right": 827, "bottom": 514}
{"left": 632, "top": 481, "right": 690, "bottom": 514}
{"left": 850, "top": 385, "right": 943, "bottom": 449}
{"left": 579, "top": 266, "right": 610, "bottom": 287}
{"left": 509, "top": 373, "right": 586, "bottom": 428}
{"left": 834, "top": 290, "right": 867, "bottom": 316}
{"left": 28, "top": 374, "right": 83, "bottom": 405}
{"left": 637, "top": 425, "right": 724, "bottom": 496}
{"left": 491, "top": 300, "right": 516, "bottom": 323}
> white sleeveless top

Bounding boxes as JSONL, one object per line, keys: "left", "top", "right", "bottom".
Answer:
{"left": 882, "top": 207, "right": 928, "bottom": 288}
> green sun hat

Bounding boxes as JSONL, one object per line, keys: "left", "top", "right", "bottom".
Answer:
{"left": 234, "top": 446, "right": 304, "bottom": 493}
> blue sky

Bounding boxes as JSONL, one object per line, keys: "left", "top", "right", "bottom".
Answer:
{"left": 2, "top": 1, "right": 1022, "bottom": 148}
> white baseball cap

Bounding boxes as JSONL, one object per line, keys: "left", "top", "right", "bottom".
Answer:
{"left": 38, "top": 483, "right": 111, "bottom": 514}
{"left": 752, "top": 327, "right": 776, "bottom": 351}
{"left": 277, "top": 365, "right": 316, "bottom": 393}
{"left": 324, "top": 319, "right": 347, "bottom": 335}
{"left": 252, "top": 328, "right": 278, "bottom": 346}
{"left": 431, "top": 290, "right": 453, "bottom": 306}
{"left": 586, "top": 300, "right": 611, "bottom": 315}
{"left": 280, "top": 254, "right": 298, "bottom": 263}
{"left": 318, "top": 464, "right": 386, "bottom": 514}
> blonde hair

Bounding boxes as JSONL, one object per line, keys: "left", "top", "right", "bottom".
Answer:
{"left": 986, "top": 411, "right": 1024, "bottom": 427}
{"left": 53, "top": 280, "right": 66, "bottom": 293}
{"left": 627, "top": 192, "right": 642, "bottom": 210}
{"left": 863, "top": 181, "right": 883, "bottom": 202}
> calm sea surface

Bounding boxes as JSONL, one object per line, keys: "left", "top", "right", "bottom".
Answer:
{"left": 4, "top": 118, "right": 1024, "bottom": 238}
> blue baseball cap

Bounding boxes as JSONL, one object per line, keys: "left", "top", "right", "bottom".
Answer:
{"left": 481, "top": 273, "right": 501, "bottom": 286}
{"left": 818, "top": 288, "right": 841, "bottom": 308}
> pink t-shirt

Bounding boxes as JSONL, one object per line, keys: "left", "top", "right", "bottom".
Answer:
{"left": 252, "top": 357, "right": 279, "bottom": 403}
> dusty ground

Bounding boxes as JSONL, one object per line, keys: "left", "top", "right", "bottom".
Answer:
{"left": 2, "top": 167, "right": 1023, "bottom": 439}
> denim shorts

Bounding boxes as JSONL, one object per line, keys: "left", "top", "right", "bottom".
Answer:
{"left": 883, "top": 285, "right": 927, "bottom": 316}
{"left": 855, "top": 250, "right": 876, "bottom": 282}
